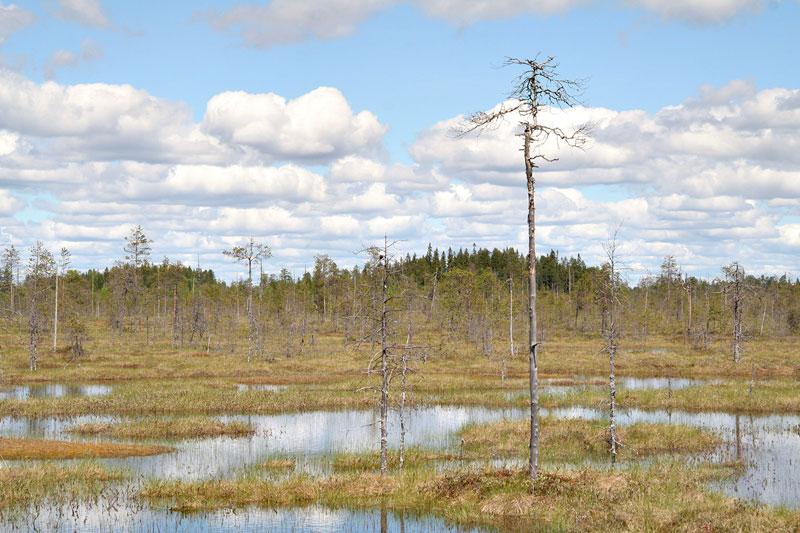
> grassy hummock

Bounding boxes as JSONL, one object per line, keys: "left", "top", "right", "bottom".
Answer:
{"left": 0, "top": 461, "right": 127, "bottom": 508}
{"left": 140, "top": 461, "right": 800, "bottom": 531}
{"left": 0, "top": 437, "right": 172, "bottom": 459}
{"left": 458, "top": 417, "right": 721, "bottom": 463}
{"left": 68, "top": 417, "right": 254, "bottom": 440}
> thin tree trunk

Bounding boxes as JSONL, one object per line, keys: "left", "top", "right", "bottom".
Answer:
{"left": 53, "top": 272, "right": 59, "bottom": 353}
{"left": 172, "top": 285, "right": 179, "bottom": 349}
{"left": 607, "top": 245, "right": 618, "bottom": 465}
{"left": 525, "top": 124, "right": 539, "bottom": 481}
{"left": 399, "top": 295, "right": 413, "bottom": 473}
{"left": 379, "top": 241, "right": 389, "bottom": 477}
{"left": 505, "top": 276, "right": 513, "bottom": 383}
{"left": 248, "top": 260, "right": 254, "bottom": 362}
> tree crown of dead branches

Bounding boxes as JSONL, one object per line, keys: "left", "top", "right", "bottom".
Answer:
{"left": 453, "top": 55, "right": 591, "bottom": 159}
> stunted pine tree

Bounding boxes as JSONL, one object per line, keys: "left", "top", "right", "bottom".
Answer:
{"left": 457, "top": 56, "right": 589, "bottom": 480}
{"left": 224, "top": 238, "right": 271, "bottom": 362}
{"left": 123, "top": 226, "right": 151, "bottom": 335}
{"left": 125, "top": 225, "right": 152, "bottom": 269}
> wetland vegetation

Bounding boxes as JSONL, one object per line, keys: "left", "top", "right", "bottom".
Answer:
{"left": 2, "top": 231, "right": 800, "bottom": 531}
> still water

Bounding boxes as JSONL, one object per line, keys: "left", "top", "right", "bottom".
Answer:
{"left": 2, "top": 377, "right": 799, "bottom": 531}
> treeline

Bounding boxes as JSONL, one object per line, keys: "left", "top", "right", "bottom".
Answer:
{"left": 2, "top": 228, "right": 800, "bottom": 372}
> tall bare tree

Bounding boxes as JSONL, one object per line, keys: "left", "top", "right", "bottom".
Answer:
{"left": 224, "top": 238, "right": 271, "bottom": 362}
{"left": 457, "top": 56, "right": 588, "bottom": 480}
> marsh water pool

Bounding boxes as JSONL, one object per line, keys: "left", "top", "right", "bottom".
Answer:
{"left": 1, "top": 503, "right": 484, "bottom": 533}
{"left": 0, "top": 383, "right": 113, "bottom": 400}
{"left": 1, "top": 376, "right": 799, "bottom": 531}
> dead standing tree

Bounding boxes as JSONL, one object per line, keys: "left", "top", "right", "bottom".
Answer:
{"left": 53, "top": 247, "right": 70, "bottom": 353}
{"left": 357, "top": 237, "right": 428, "bottom": 476}
{"left": 456, "top": 56, "right": 589, "bottom": 480}
{"left": 27, "top": 241, "right": 55, "bottom": 372}
{"left": 722, "top": 262, "right": 747, "bottom": 363}
{"left": 224, "top": 238, "right": 271, "bottom": 362}
{"left": 600, "top": 230, "right": 623, "bottom": 464}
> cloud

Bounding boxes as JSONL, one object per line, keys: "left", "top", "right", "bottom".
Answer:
{"left": 0, "top": 68, "right": 798, "bottom": 281}
{"left": 624, "top": 0, "right": 768, "bottom": 24}
{"left": 0, "top": 188, "right": 23, "bottom": 215}
{"left": 411, "top": 80, "right": 800, "bottom": 194}
{"left": 0, "top": 2, "right": 35, "bottom": 43}
{"left": 0, "top": 74, "right": 382, "bottom": 164}
{"left": 203, "top": 87, "right": 386, "bottom": 163}
{"left": 415, "top": 0, "right": 592, "bottom": 26}
{"left": 42, "top": 38, "right": 104, "bottom": 81}
{"left": 199, "top": 0, "right": 392, "bottom": 49}
{"left": 198, "top": 0, "right": 781, "bottom": 48}
{"left": 43, "top": 50, "right": 78, "bottom": 80}
{"left": 403, "top": 79, "right": 800, "bottom": 277}
{"left": 52, "top": 0, "right": 112, "bottom": 28}
{"left": 115, "top": 164, "right": 327, "bottom": 204}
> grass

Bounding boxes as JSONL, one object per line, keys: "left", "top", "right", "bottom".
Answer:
{"left": 0, "top": 379, "right": 375, "bottom": 417}
{"left": 545, "top": 380, "right": 800, "bottom": 414}
{"left": 260, "top": 457, "right": 296, "bottom": 472}
{"left": 140, "top": 460, "right": 800, "bottom": 531}
{"left": 0, "top": 461, "right": 128, "bottom": 509}
{"left": 68, "top": 417, "right": 254, "bottom": 440}
{"left": 331, "top": 446, "right": 458, "bottom": 473}
{"left": 1, "top": 323, "right": 798, "bottom": 384}
{"left": 2, "top": 326, "right": 800, "bottom": 530}
{"left": 0, "top": 437, "right": 172, "bottom": 459}
{"left": 138, "top": 417, "right": 740, "bottom": 530}
{"left": 458, "top": 417, "right": 721, "bottom": 463}
{"left": 2, "top": 371, "right": 797, "bottom": 419}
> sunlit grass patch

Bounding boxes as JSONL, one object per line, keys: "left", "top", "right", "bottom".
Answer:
{"left": 140, "top": 460, "right": 800, "bottom": 531}
{"left": 331, "top": 447, "right": 457, "bottom": 473}
{"left": 259, "top": 457, "right": 296, "bottom": 472}
{"left": 0, "top": 461, "right": 128, "bottom": 509}
{"left": 0, "top": 437, "right": 172, "bottom": 459}
{"left": 458, "top": 417, "right": 720, "bottom": 463}
{"left": 68, "top": 417, "right": 254, "bottom": 440}
{"left": 547, "top": 380, "right": 800, "bottom": 414}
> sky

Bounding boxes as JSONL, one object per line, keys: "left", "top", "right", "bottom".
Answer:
{"left": 0, "top": 0, "right": 798, "bottom": 282}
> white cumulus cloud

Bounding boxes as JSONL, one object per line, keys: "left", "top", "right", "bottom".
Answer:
{"left": 203, "top": 87, "right": 386, "bottom": 163}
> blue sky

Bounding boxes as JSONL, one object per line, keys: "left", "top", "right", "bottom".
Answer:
{"left": 0, "top": 0, "right": 798, "bottom": 280}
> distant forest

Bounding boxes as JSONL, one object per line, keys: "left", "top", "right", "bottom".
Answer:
{"left": 3, "top": 229, "right": 800, "bottom": 371}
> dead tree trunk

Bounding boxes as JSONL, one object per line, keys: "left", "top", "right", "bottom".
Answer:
{"left": 603, "top": 232, "right": 621, "bottom": 464}
{"left": 724, "top": 262, "right": 746, "bottom": 363}
{"left": 379, "top": 238, "right": 390, "bottom": 477}
{"left": 505, "top": 276, "right": 513, "bottom": 383}
{"left": 524, "top": 123, "right": 540, "bottom": 479}
{"left": 456, "top": 56, "right": 588, "bottom": 481}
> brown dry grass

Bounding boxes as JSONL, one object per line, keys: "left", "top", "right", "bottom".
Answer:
{"left": 0, "top": 437, "right": 172, "bottom": 459}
